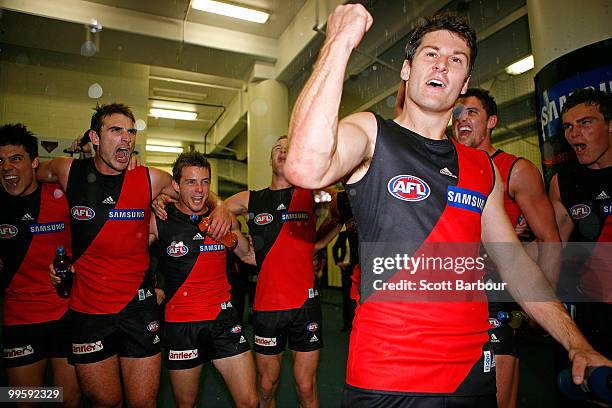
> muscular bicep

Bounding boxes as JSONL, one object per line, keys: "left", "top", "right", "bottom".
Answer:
{"left": 149, "top": 168, "right": 176, "bottom": 199}
{"left": 225, "top": 191, "right": 250, "bottom": 216}
{"left": 511, "top": 160, "right": 560, "bottom": 243}
{"left": 36, "top": 157, "right": 72, "bottom": 189}
{"left": 329, "top": 113, "right": 375, "bottom": 185}
{"left": 548, "top": 174, "right": 574, "bottom": 242}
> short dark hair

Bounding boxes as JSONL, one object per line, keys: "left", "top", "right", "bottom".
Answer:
{"left": 562, "top": 88, "right": 612, "bottom": 122}
{"left": 172, "top": 151, "right": 211, "bottom": 183}
{"left": 405, "top": 12, "right": 477, "bottom": 74}
{"left": 460, "top": 88, "right": 497, "bottom": 117}
{"left": 0, "top": 123, "right": 39, "bottom": 159}
{"left": 90, "top": 103, "right": 136, "bottom": 135}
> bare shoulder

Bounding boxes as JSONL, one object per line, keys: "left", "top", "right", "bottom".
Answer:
{"left": 339, "top": 111, "right": 377, "bottom": 139}
{"left": 511, "top": 158, "right": 542, "bottom": 182}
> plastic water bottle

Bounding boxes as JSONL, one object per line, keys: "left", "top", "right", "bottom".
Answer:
{"left": 558, "top": 366, "right": 612, "bottom": 403}
{"left": 53, "top": 246, "right": 72, "bottom": 298}
{"left": 190, "top": 214, "right": 238, "bottom": 249}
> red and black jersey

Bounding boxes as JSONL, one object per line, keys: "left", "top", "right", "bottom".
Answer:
{"left": 557, "top": 163, "right": 612, "bottom": 302}
{"left": 247, "top": 187, "right": 316, "bottom": 311}
{"left": 66, "top": 159, "right": 151, "bottom": 314}
{"left": 155, "top": 204, "right": 231, "bottom": 322}
{"left": 0, "top": 183, "right": 70, "bottom": 325}
{"left": 345, "top": 114, "right": 496, "bottom": 395}
{"left": 491, "top": 150, "right": 522, "bottom": 227}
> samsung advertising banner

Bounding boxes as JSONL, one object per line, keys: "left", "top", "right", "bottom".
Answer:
{"left": 535, "top": 38, "right": 612, "bottom": 185}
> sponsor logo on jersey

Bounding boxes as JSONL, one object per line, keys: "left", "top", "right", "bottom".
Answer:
{"left": 167, "top": 241, "right": 189, "bottom": 257}
{"left": 446, "top": 186, "right": 486, "bottom": 213}
{"left": 603, "top": 204, "right": 612, "bottom": 215}
{"left": 488, "top": 318, "right": 501, "bottom": 328}
{"left": 254, "top": 336, "right": 277, "bottom": 347}
{"left": 138, "top": 289, "right": 145, "bottom": 300}
{"left": 439, "top": 167, "right": 457, "bottom": 178}
{"left": 595, "top": 191, "right": 609, "bottom": 200}
{"left": 307, "top": 322, "right": 318, "bottom": 332}
{"left": 483, "top": 350, "right": 492, "bottom": 373}
{"left": 231, "top": 325, "right": 242, "bottom": 334}
{"left": 3, "top": 345, "right": 34, "bottom": 359}
{"left": 570, "top": 204, "right": 591, "bottom": 220}
{"left": 146, "top": 290, "right": 153, "bottom": 298}
{"left": 21, "top": 213, "right": 34, "bottom": 221}
{"left": 309, "top": 335, "right": 319, "bottom": 343}
{"left": 72, "top": 341, "right": 103, "bottom": 354}
{"left": 490, "top": 333, "right": 500, "bottom": 343}
{"left": 277, "top": 203, "right": 286, "bottom": 210}
{"left": 71, "top": 206, "right": 95, "bottom": 221}
{"left": 200, "top": 243, "right": 225, "bottom": 252}
{"left": 281, "top": 211, "right": 309, "bottom": 222}
{"left": 102, "top": 196, "right": 116, "bottom": 204}
{"left": 254, "top": 213, "right": 273, "bottom": 225}
{"left": 108, "top": 209, "right": 145, "bottom": 220}
{"left": 239, "top": 335, "right": 247, "bottom": 344}
{"left": 147, "top": 321, "right": 159, "bottom": 332}
{"left": 169, "top": 349, "right": 199, "bottom": 361}
{"left": 192, "top": 232, "right": 204, "bottom": 240}
{"left": 220, "top": 301, "right": 232, "bottom": 310}
{"left": 387, "top": 175, "right": 431, "bottom": 202}
{"left": 0, "top": 224, "right": 18, "bottom": 238}
{"left": 29, "top": 221, "right": 65, "bottom": 234}
{"left": 153, "top": 335, "right": 160, "bottom": 344}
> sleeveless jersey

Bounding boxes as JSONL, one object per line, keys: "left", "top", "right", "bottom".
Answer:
{"left": 491, "top": 150, "right": 522, "bottom": 227}
{"left": 345, "top": 114, "right": 496, "bottom": 395}
{"left": 156, "top": 204, "right": 230, "bottom": 322}
{"left": 557, "top": 163, "right": 612, "bottom": 302}
{"left": 66, "top": 159, "right": 151, "bottom": 314}
{"left": 1, "top": 183, "right": 70, "bottom": 325}
{"left": 247, "top": 187, "right": 316, "bottom": 311}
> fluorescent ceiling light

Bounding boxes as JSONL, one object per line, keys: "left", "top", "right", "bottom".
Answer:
{"left": 192, "top": 0, "right": 269, "bottom": 24}
{"left": 505, "top": 55, "right": 534, "bottom": 76}
{"left": 149, "top": 108, "right": 197, "bottom": 121}
{"left": 146, "top": 138, "right": 183, "bottom": 147}
{"left": 145, "top": 145, "right": 184, "bottom": 153}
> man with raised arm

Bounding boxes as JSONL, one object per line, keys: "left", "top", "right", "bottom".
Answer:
{"left": 39, "top": 103, "right": 229, "bottom": 408}
{"left": 286, "top": 4, "right": 610, "bottom": 407}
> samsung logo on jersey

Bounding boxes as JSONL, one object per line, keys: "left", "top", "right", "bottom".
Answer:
{"left": 30, "top": 221, "right": 65, "bottom": 234}
{"left": 387, "top": 175, "right": 431, "bottom": 202}
{"left": 71, "top": 206, "right": 95, "bottom": 221}
{"left": 0, "top": 224, "right": 18, "bottom": 238}
{"left": 167, "top": 241, "right": 189, "bottom": 257}
{"left": 108, "top": 209, "right": 145, "bottom": 220}
{"left": 604, "top": 204, "right": 612, "bottom": 215}
{"left": 281, "top": 211, "right": 309, "bottom": 222}
{"left": 570, "top": 204, "right": 591, "bottom": 220}
{"left": 447, "top": 186, "right": 486, "bottom": 213}
{"left": 200, "top": 244, "right": 226, "bottom": 252}
{"left": 254, "top": 213, "right": 273, "bottom": 225}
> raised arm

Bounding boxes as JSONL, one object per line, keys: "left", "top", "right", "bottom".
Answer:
{"left": 482, "top": 167, "right": 611, "bottom": 383}
{"left": 285, "top": 4, "right": 375, "bottom": 188}
{"left": 510, "top": 159, "right": 561, "bottom": 286}
{"left": 36, "top": 157, "right": 73, "bottom": 190}
{"left": 231, "top": 216, "right": 255, "bottom": 265}
{"left": 225, "top": 190, "right": 250, "bottom": 217}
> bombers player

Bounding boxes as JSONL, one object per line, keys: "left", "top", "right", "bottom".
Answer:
{"left": 0, "top": 124, "right": 81, "bottom": 407}
{"left": 225, "top": 136, "right": 322, "bottom": 408}
{"left": 285, "top": 4, "right": 611, "bottom": 407}
{"left": 149, "top": 152, "right": 258, "bottom": 408}
{"left": 549, "top": 88, "right": 612, "bottom": 359}
{"left": 39, "top": 103, "right": 230, "bottom": 408}
{"left": 451, "top": 88, "right": 561, "bottom": 408}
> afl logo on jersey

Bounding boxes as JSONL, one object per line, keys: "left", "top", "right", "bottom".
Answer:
{"left": 570, "top": 204, "right": 591, "bottom": 220}
{"left": 167, "top": 241, "right": 189, "bottom": 257}
{"left": 71, "top": 206, "right": 95, "bottom": 221}
{"left": 254, "top": 213, "right": 273, "bottom": 225}
{"left": 387, "top": 175, "right": 431, "bottom": 202}
{"left": 0, "top": 224, "right": 18, "bottom": 238}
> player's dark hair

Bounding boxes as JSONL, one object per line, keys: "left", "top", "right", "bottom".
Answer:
{"left": 172, "top": 151, "right": 211, "bottom": 183}
{"left": 461, "top": 88, "right": 497, "bottom": 117}
{"left": 562, "top": 88, "right": 612, "bottom": 122}
{"left": 0, "top": 123, "right": 39, "bottom": 159}
{"left": 90, "top": 103, "right": 136, "bottom": 135}
{"left": 405, "top": 12, "right": 477, "bottom": 74}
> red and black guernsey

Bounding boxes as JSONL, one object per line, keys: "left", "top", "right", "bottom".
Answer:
{"left": 558, "top": 163, "right": 612, "bottom": 302}
{"left": 491, "top": 150, "right": 522, "bottom": 227}
{"left": 1, "top": 183, "right": 70, "bottom": 325}
{"left": 345, "top": 114, "right": 496, "bottom": 395}
{"left": 247, "top": 187, "right": 316, "bottom": 311}
{"left": 155, "top": 204, "right": 230, "bottom": 322}
{"left": 66, "top": 158, "right": 151, "bottom": 314}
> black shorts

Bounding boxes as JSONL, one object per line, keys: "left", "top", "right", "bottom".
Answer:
{"left": 67, "top": 289, "right": 161, "bottom": 364}
{"left": 252, "top": 296, "right": 322, "bottom": 355}
{"left": 342, "top": 386, "right": 497, "bottom": 408}
{"left": 2, "top": 313, "right": 72, "bottom": 368}
{"left": 164, "top": 307, "right": 250, "bottom": 370}
{"left": 487, "top": 303, "right": 518, "bottom": 357}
